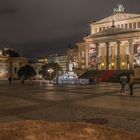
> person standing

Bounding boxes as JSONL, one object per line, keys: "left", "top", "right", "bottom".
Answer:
{"left": 120, "top": 73, "right": 127, "bottom": 94}
{"left": 8, "top": 77, "right": 12, "bottom": 85}
{"left": 129, "top": 73, "right": 135, "bottom": 96}
{"left": 89, "top": 76, "right": 92, "bottom": 85}
{"left": 21, "top": 75, "right": 25, "bottom": 84}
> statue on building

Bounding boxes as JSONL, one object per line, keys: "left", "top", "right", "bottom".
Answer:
{"left": 134, "top": 46, "right": 140, "bottom": 66}
{"left": 113, "top": 4, "right": 125, "bottom": 13}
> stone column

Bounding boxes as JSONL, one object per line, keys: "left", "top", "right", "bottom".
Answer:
{"left": 106, "top": 42, "right": 109, "bottom": 70}
{"left": 85, "top": 46, "right": 89, "bottom": 69}
{"left": 77, "top": 46, "right": 81, "bottom": 69}
{"left": 95, "top": 43, "right": 99, "bottom": 70}
{"left": 116, "top": 41, "right": 121, "bottom": 70}
{"left": 129, "top": 40, "right": 134, "bottom": 69}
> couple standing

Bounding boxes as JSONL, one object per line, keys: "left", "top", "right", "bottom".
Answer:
{"left": 120, "top": 73, "right": 135, "bottom": 96}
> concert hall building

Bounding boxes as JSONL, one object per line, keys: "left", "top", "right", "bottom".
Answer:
{"left": 67, "top": 5, "right": 140, "bottom": 72}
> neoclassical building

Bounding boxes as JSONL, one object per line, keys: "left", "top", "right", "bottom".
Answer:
{"left": 0, "top": 53, "right": 8, "bottom": 79}
{"left": 0, "top": 48, "right": 28, "bottom": 79}
{"left": 67, "top": 5, "right": 140, "bottom": 71}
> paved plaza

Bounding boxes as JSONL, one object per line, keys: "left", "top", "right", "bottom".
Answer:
{"left": 0, "top": 81, "right": 139, "bottom": 132}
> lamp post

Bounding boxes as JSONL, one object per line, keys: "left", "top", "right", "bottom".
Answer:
{"left": 48, "top": 68, "right": 54, "bottom": 83}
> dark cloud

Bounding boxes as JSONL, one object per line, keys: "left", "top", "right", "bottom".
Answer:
{"left": 0, "top": 8, "right": 18, "bottom": 15}
{"left": 14, "top": 34, "right": 84, "bottom": 59}
{"left": 0, "top": 0, "right": 140, "bottom": 58}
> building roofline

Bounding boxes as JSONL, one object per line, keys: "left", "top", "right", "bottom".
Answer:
{"left": 90, "top": 13, "right": 140, "bottom": 26}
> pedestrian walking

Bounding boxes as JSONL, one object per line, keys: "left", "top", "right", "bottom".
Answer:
{"left": 120, "top": 73, "right": 127, "bottom": 95}
{"left": 91, "top": 77, "right": 94, "bottom": 85}
{"left": 8, "top": 77, "right": 12, "bottom": 85}
{"left": 21, "top": 75, "right": 25, "bottom": 84}
{"left": 129, "top": 73, "right": 135, "bottom": 96}
{"left": 89, "top": 76, "right": 92, "bottom": 85}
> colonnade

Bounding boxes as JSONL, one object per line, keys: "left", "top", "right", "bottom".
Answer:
{"left": 93, "top": 40, "right": 134, "bottom": 70}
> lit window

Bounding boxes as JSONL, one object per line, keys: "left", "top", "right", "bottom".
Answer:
{"left": 95, "top": 28, "right": 97, "bottom": 33}
{"left": 82, "top": 65, "right": 85, "bottom": 68}
{"left": 99, "top": 27, "right": 102, "bottom": 32}
{"left": 138, "top": 22, "right": 140, "bottom": 28}
{"left": 129, "top": 23, "right": 132, "bottom": 29}
{"left": 125, "top": 24, "right": 128, "bottom": 29}
{"left": 133, "top": 22, "right": 136, "bottom": 29}
{"left": 121, "top": 24, "right": 124, "bottom": 28}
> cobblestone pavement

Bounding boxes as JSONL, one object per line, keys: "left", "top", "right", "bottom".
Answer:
{"left": 0, "top": 81, "right": 140, "bottom": 132}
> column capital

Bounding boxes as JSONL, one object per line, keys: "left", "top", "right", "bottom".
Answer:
{"left": 95, "top": 42, "right": 99, "bottom": 46}
{"left": 128, "top": 39, "right": 133, "bottom": 44}
{"left": 116, "top": 41, "right": 121, "bottom": 45}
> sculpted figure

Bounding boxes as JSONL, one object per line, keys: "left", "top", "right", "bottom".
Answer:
{"left": 68, "top": 59, "right": 78, "bottom": 71}
{"left": 134, "top": 46, "right": 140, "bottom": 66}
{"left": 69, "top": 60, "right": 74, "bottom": 71}
{"left": 113, "top": 4, "right": 125, "bottom": 13}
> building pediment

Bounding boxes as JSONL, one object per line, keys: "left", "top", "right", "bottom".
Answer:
{"left": 91, "top": 13, "right": 140, "bottom": 25}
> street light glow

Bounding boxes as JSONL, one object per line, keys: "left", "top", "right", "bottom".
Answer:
{"left": 48, "top": 68, "right": 54, "bottom": 73}
{"left": 47, "top": 68, "right": 54, "bottom": 83}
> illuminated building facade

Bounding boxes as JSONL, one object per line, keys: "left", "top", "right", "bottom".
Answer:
{"left": 48, "top": 54, "right": 67, "bottom": 71}
{"left": 0, "top": 48, "right": 28, "bottom": 79}
{"left": 67, "top": 5, "right": 140, "bottom": 71}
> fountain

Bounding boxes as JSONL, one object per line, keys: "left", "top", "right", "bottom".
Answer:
{"left": 58, "top": 60, "right": 89, "bottom": 85}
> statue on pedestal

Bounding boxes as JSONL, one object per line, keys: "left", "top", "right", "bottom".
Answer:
{"left": 69, "top": 60, "right": 74, "bottom": 71}
{"left": 68, "top": 59, "right": 78, "bottom": 72}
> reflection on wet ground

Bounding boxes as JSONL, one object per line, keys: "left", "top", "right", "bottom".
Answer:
{"left": 0, "top": 81, "right": 139, "bottom": 132}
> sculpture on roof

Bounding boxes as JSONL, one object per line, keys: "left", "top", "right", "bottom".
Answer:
{"left": 113, "top": 4, "right": 125, "bottom": 13}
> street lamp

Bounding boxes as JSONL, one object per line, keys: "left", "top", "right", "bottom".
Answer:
{"left": 48, "top": 68, "right": 54, "bottom": 83}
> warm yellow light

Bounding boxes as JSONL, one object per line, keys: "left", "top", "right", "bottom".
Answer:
{"left": 122, "top": 62, "right": 125, "bottom": 66}
{"left": 112, "top": 63, "right": 115, "bottom": 66}
{"left": 48, "top": 68, "right": 54, "bottom": 73}
{"left": 101, "top": 63, "right": 105, "bottom": 66}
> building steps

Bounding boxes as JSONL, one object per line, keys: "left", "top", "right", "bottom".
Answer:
{"left": 79, "top": 70, "right": 133, "bottom": 83}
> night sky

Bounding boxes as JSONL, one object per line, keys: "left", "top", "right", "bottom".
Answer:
{"left": 0, "top": 0, "right": 140, "bottom": 59}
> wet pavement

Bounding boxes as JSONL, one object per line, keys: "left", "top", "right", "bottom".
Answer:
{"left": 0, "top": 80, "right": 140, "bottom": 132}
